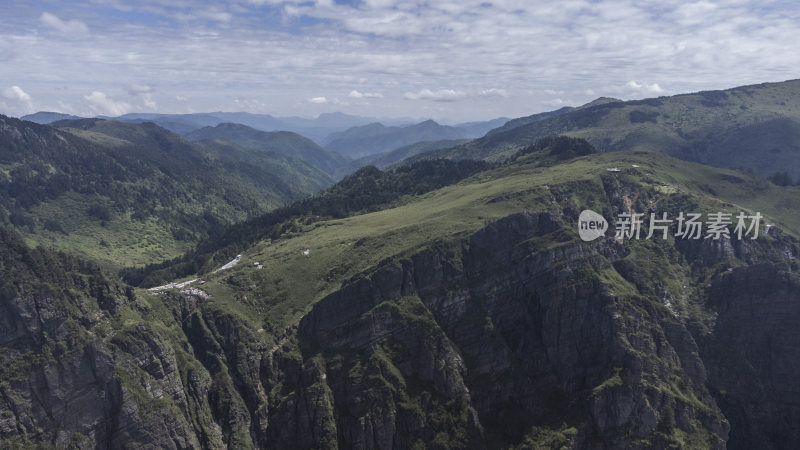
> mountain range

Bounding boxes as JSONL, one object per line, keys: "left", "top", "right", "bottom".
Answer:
{"left": 3, "top": 79, "right": 800, "bottom": 449}
{"left": 22, "top": 111, "right": 383, "bottom": 143}
{"left": 22, "top": 110, "right": 507, "bottom": 148}
{"left": 2, "top": 142, "right": 799, "bottom": 448}
{"left": 322, "top": 119, "right": 500, "bottom": 159}
{"left": 409, "top": 80, "right": 800, "bottom": 178}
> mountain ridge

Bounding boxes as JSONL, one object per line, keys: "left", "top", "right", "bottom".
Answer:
{"left": 323, "top": 119, "right": 477, "bottom": 159}
{"left": 185, "top": 122, "right": 348, "bottom": 175}
{"left": 404, "top": 79, "right": 800, "bottom": 178}
{"left": 5, "top": 80, "right": 800, "bottom": 449}
{"left": 2, "top": 146, "right": 798, "bottom": 448}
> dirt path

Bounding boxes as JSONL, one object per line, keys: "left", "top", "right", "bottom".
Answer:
{"left": 147, "top": 254, "right": 242, "bottom": 292}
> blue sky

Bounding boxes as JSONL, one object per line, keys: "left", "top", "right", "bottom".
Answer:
{"left": 1, "top": 0, "right": 799, "bottom": 121}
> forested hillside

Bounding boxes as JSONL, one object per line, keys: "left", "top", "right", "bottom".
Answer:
{"left": 0, "top": 116, "right": 334, "bottom": 266}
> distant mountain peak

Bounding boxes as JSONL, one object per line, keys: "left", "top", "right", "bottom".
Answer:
{"left": 318, "top": 112, "right": 356, "bottom": 118}
{"left": 414, "top": 119, "right": 441, "bottom": 128}
{"left": 51, "top": 117, "right": 107, "bottom": 130}
{"left": 21, "top": 111, "right": 84, "bottom": 124}
{"left": 579, "top": 97, "right": 622, "bottom": 108}
{"left": 323, "top": 118, "right": 475, "bottom": 159}
{"left": 214, "top": 122, "right": 251, "bottom": 130}
{"left": 360, "top": 122, "right": 388, "bottom": 129}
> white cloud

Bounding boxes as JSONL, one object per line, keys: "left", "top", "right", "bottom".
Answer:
{"left": 176, "top": 9, "right": 233, "bottom": 23}
{"left": 348, "top": 90, "right": 383, "bottom": 99}
{"left": 232, "top": 97, "right": 269, "bottom": 113}
{"left": 198, "top": 10, "right": 233, "bottom": 23}
{"left": 479, "top": 88, "right": 509, "bottom": 98}
{"left": 90, "top": 0, "right": 133, "bottom": 12}
{"left": 245, "top": 0, "right": 284, "bottom": 5}
{"left": 127, "top": 83, "right": 154, "bottom": 96}
{"left": 2, "top": 85, "right": 31, "bottom": 103}
{"left": 544, "top": 98, "right": 565, "bottom": 107}
{"left": 127, "top": 83, "right": 158, "bottom": 109}
{"left": 309, "top": 96, "right": 329, "bottom": 104}
{"left": 404, "top": 89, "right": 467, "bottom": 102}
{"left": 2, "top": 85, "right": 34, "bottom": 114}
{"left": 84, "top": 91, "right": 132, "bottom": 116}
{"left": 602, "top": 81, "right": 666, "bottom": 100}
{"left": 625, "top": 81, "right": 664, "bottom": 94}
{"left": 142, "top": 94, "right": 157, "bottom": 110}
{"left": 39, "top": 12, "right": 89, "bottom": 37}
{"left": 2, "top": 0, "right": 799, "bottom": 121}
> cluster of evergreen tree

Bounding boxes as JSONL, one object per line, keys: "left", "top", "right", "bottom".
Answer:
{"left": 0, "top": 225, "right": 122, "bottom": 300}
{"left": 508, "top": 135, "right": 597, "bottom": 163}
{"left": 768, "top": 171, "right": 800, "bottom": 186}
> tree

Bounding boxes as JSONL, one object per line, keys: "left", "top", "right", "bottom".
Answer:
{"left": 768, "top": 171, "right": 794, "bottom": 186}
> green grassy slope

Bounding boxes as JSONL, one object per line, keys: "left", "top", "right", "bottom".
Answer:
{"left": 124, "top": 159, "right": 493, "bottom": 286}
{"left": 164, "top": 149, "right": 800, "bottom": 332}
{"left": 410, "top": 79, "right": 800, "bottom": 177}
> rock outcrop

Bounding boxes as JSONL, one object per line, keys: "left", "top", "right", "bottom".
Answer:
{"left": 0, "top": 203, "right": 798, "bottom": 448}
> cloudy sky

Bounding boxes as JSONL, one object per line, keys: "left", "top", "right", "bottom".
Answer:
{"left": 1, "top": 0, "right": 799, "bottom": 121}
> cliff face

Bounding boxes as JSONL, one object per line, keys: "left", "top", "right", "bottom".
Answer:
{"left": 701, "top": 265, "right": 800, "bottom": 450}
{"left": 297, "top": 211, "right": 730, "bottom": 448}
{"left": 0, "top": 229, "right": 200, "bottom": 449}
{"left": 0, "top": 203, "right": 798, "bottom": 448}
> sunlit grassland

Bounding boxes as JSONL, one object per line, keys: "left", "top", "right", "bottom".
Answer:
{"left": 182, "top": 150, "right": 800, "bottom": 333}
{"left": 22, "top": 192, "right": 193, "bottom": 267}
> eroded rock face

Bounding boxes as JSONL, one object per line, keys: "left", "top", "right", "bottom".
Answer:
{"left": 0, "top": 227, "right": 201, "bottom": 449}
{"left": 0, "top": 211, "right": 798, "bottom": 449}
{"left": 299, "top": 212, "right": 729, "bottom": 448}
{"left": 0, "top": 290, "right": 201, "bottom": 449}
{"left": 701, "top": 265, "right": 800, "bottom": 450}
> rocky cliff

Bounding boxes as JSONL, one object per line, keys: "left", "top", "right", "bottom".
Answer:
{"left": 1, "top": 166, "right": 799, "bottom": 448}
{"left": 701, "top": 265, "right": 800, "bottom": 450}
